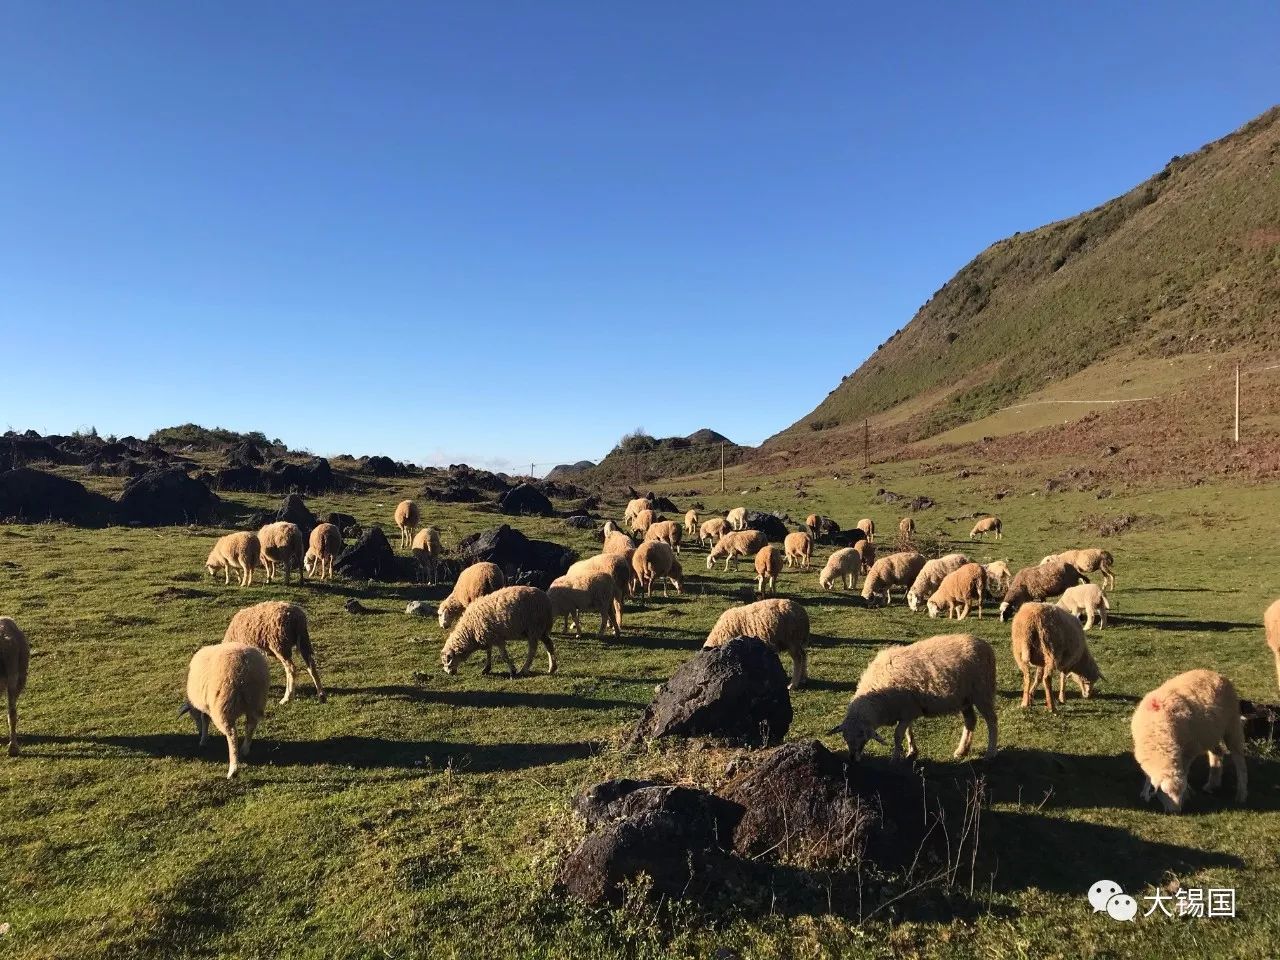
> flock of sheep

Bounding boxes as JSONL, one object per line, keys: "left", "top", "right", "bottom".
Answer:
{"left": 2, "top": 492, "right": 1276, "bottom": 819}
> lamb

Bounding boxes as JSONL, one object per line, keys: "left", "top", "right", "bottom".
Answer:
{"left": 257, "top": 521, "right": 306, "bottom": 585}
{"left": 706, "top": 529, "right": 769, "bottom": 571}
{"left": 905, "top": 553, "right": 971, "bottom": 611}
{"left": 440, "top": 586, "right": 556, "bottom": 677}
{"left": 630, "top": 508, "right": 659, "bottom": 537}
{"left": 205, "top": 531, "right": 261, "bottom": 587}
{"left": 437, "top": 561, "right": 507, "bottom": 630}
{"left": 1057, "top": 583, "right": 1110, "bottom": 631}
{"left": 547, "top": 571, "right": 623, "bottom": 640}
{"left": 898, "top": 517, "right": 915, "bottom": 540}
{"left": 704, "top": 598, "right": 810, "bottom": 689}
{"left": 699, "top": 517, "right": 731, "bottom": 547}
{"left": 856, "top": 518, "right": 875, "bottom": 542}
{"left": 1267, "top": 599, "right": 1280, "bottom": 690}
{"left": 0, "top": 618, "right": 30, "bottom": 757}
{"left": 623, "top": 497, "right": 653, "bottom": 525}
{"left": 223, "top": 600, "right": 325, "bottom": 704}
{"left": 726, "top": 506, "right": 747, "bottom": 531}
{"left": 394, "top": 499, "right": 420, "bottom": 548}
{"left": 833, "top": 633, "right": 998, "bottom": 761}
{"left": 927, "top": 563, "right": 987, "bottom": 620}
{"left": 860, "top": 551, "right": 927, "bottom": 606}
{"left": 983, "top": 560, "right": 1012, "bottom": 598}
{"left": 180, "top": 642, "right": 270, "bottom": 778}
{"left": 303, "top": 522, "right": 343, "bottom": 582}
{"left": 568, "top": 552, "right": 636, "bottom": 599}
{"left": 1010, "top": 603, "right": 1102, "bottom": 711}
{"left": 818, "top": 547, "right": 860, "bottom": 591}
{"left": 684, "top": 509, "right": 699, "bottom": 538}
{"left": 603, "top": 531, "right": 636, "bottom": 555}
{"left": 998, "top": 560, "right": 1086, "bottom": 620}
{"left": 969, "top": 516, "right": 1002, "bottom": 540}
{"left": 1041, "top": 548, "right": 1116, "bottom": 591}
{"left": 1131, "top": 669, "right": 1247, "bottom": 813}
{"left": 411, "top": 526, "right": 444, "bottom": 584}
{"left": 644, "top": 519, "right": 683, "bottom": 553}
{"left": 632, "top": 541, "right": 684, "bottom": 597}
{"left": 754, "top": 546, "right": 784, "bottom": 595}
{"left": 783, "top": 531, "right": 813, "bottom": 569}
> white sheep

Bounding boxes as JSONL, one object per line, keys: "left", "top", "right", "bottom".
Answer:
{"left": 754, "top": 545, "right": 784, "bottom": 595}
{"left": 1010, "top": 602, "right": 1102, "bottom": 711}
{"left": 861, "top": 551, "right": 927, "bottom": 606}
{"left": 437, "top": 561, "right": 508, "bottom": 630}
{"left": 1267, "top": 599, "right": 1280, "bottom": 691}
{"left": 1057, "top": 583, "right": 1110, "bottom": 630}
{"left": 411, "top": 526, "right": 443, "bottom": 584}
{"left": 304, "top": 522, "right": 343, "bottom": 581}
{"left": 644, "top": 519, "right": 683, "bottom": 553}
{"left": 684, "top": 509, "right": 699, "bottom": 538}
{"left": 783, "top": 531, "right": 813, "bottom": 570}
{"left": 699, "top": 517, "right": 731, "bottom": 547}
{"left": 394, "top": 499, "right": 420, "bottom": 548}
{"left": 1132, "top": 669, "right": 1247, "bottom": 813}
{"left": 726, "top": 506, "right": 747, "bottom": 531}
{"left": 632, "top": 541, "right": 683, "bottom": 597}
{"left": 568, "top": 552, "right": 636, "bottom": 599}
{"left": 704, "top": 598, "right": 810, "bottom": 688}
{"left": 969, "top": 516, "right": 1002, "bottom": 540}
{"left": 1041, "top": 548, "right": 1116, "bottom": 591}
{"left": 258, "top": 521, "right": 306, "bottom": 585}
{"left": 603, "top": 531, "right": 636, "bottom": 556}
{"left": 706, "top": 530, "right": 769, "bottom": 571}
{"left": 856, "top": 518, "right": 875, "bottom": 542}
{"left": 440, "top": 586, "right": 556, "bottom": 677}
{"left": 630, "top": 508, "right": 658, "bottom": 537}
{"left": 547, "top": 571, "right": 623, "bottom": 640}
{"left": 817, "top": 547, "right": 860, "bottom": 591}
{"left": 223, "top": 600, "right": 325, "bottom": 704}
{"left": 205, "top": 531, "right": 261, "bottom": 587}
{"left": 898, "top": 516, "right": 916, "bottom": 540}
{"left": 905, "top": 553, "right": 971, "bottom": 611}
{"left": 180, "top": 642, "right": 270, "bottom": 779}
{"left": 1, "top": 618, "right": 30, "bottom": 757}
{"left": 927, "top": 563, "right": 987, "bottom": 620}
{"left": 623, "top": 497, "right": 652, "bottom": 525}
{"left": 982, "top": 560, "right": 1012, "bottom": 599}
{"left": 834, "top": 633, "right": 998, "bottom": 761}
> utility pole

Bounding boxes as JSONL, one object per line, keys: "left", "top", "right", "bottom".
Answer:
{"left": 1234, "top": 363, "right": 1240, "bottom": 444}
{"left": 719, "top": 442, "right": 725, "bottom": 493}
{"left": 530, "top": 461, "right": 535, "bottom": 479}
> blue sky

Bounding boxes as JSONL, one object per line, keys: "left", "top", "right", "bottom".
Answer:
{"left": 2, "top": 3, "right": 1277, "bottom": 472}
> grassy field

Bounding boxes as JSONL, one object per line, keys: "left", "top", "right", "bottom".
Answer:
{"left": 2, "top": 459, "right": 1278, "bottom": 959}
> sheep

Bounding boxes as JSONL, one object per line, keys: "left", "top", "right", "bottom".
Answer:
{"left": 205, "top": 531, "right": 262, "bottom": 587}
{"left": 783, "top": 531, "right": 813, "bottom": 570}
{"left": 1131, "top": 669, "right": 1247, "bottom": 813}
{"left": 437, "top": 561, "right": 507, "bottom": 630}
{"left": 861, "top": 551, "right": 927, "bottom": 606}
{"left": 440, "top": 586, "right": 556, "bottom": 677}
{"left": 982, "top": 560, "right": 1012, "bottom": 599}
{"left": 258, "top": 521, "right": 306, "bottom": 585}
{"left": 969, "top": 516, "right": 1002, "bottom": 540}
{"left": 684, "top": 509, "right": 699, "bottom": 538}
{"left": 411, "top": 526, "right": 444, "bottom": 584}
{"left": 548, "top": 571, "right": 623, "bottom": 640}
{"left": 818, "top": 547, "right": 861, "bottom": 591}
{"left": 927, "top": 563, "right": 987, "bottom": 620}
{"left": 856, "top": 518, "right": 875, "bottom": 542}
{"left": 623, "top": 497, "right": 653, "bottom": 525}
{"left": 726, "top": 506, "right": 747, "bottom": 531}
{"left": 630, "top": 508, "right": 659, "bottom": 537}
{"left": 905, "top": 553, "right": 971, "bottom": 611}
{"left": 1057, "top": 583, "right": 1110, "bottom": 631}
{"left": 603, "top": 531, "right": 636, "bottom": 555}
{"left": 704, "top": 598, "right": 810, "bottom": 689}
{"left": 645, "top": 519, "right": 683, "bottom": 553}
{"left": 394, "top": 499, "right": 420, "bottom": 548}
{"left": 699, "top": 517, "right": 731, "bottom": 547}
{"left": 633, "top": 541, "right": 683, "bottom": 597}
{"left": 0, "top": 618, "right": 30, "bottom": 757}
{"left": 1010, "top": 603, "right": 1102, "bottom": 711}
{"left": 805, "top": 514, "right": 837, "bottom": 544}
{"left": 180, "top": 642, "right": 270, "bottom": 778}
{"left": 568, "top": 552, "right": 637, "bottom": 599}
{"left": 898, "top": 517, "right": 915, "bottom": 540}
{"left": 853, "top": 539, "right": 876, "bottom": 574}
{"left": 304, "top": 522, "right": 343, "bottom": 582}
{"left": 998, "top": 560, "right": 1086, "bottom": 621}
{"left": 833, "top": 633, "right": 997, "bottom": 761}
{"left": 223, "top": 600, "right": 325, "bottom": 704}
{"left": 706, "top": 529, "right": 769, "bottom": 571}
{"left": 1041, "top": 548, "right": 1116, "bottom": 591}
{"left": 1267, "top": 599, "right": 1280, "bottom": 691}
{"left": 754, "top": 546, "right": 784, "bottom": 595}
{"left": 602, "top": 519, "right": 620, "bottom": 537}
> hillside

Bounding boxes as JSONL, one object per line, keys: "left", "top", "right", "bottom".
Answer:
{"left": 568, "top": 429, "right": 747, "bottom": 488}
{"left": 765, "top": 106, "right": 1280, "bottom": 458}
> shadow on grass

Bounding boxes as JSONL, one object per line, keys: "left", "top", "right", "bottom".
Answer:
{"left": 327, "top": 685, "right": 636, "bottom": 711}
{"left": 1116, "top": 613, "right": 1255, "bottom": 632}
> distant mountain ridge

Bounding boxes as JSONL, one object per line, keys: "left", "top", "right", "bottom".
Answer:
{"left": 562, "top": 429, "right": 748, "bottom": 488}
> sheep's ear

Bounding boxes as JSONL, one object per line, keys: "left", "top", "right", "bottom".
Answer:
{"left": 871, "top": 730, "right": 889, "bottom": 746}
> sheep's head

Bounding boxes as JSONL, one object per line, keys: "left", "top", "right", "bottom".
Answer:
{"left": 705, "top": 553, "right": 718, "bottom": 570}
{"left": 926, "top": 600, "right": 942, "bottom": 618}
{"left": 440, "top": 647, "right": 460, "bottom": 675}
{"left": 204, "top": 558, "right": 219, "bottom": 578}
{"left": 906, "top": 591, "right": 922, "bottom": 612}
{"left": 1153, "top": 774, "right": 1188, "bottom": 813}
{"left": 998, "top": 601, "right": 1012, "bottom": 621}
{"left": 832, "top": 715, "right": 888, "bottom": 761}
{"left": 669, "top": 562, "right": 684, "bottom": 593}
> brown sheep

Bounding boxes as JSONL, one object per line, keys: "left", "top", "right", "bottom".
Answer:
{"left": 699, "top": 517, "right": 731, "bottom": 547}
{"left": 783, "top": 531, "right": 813, "bottom": 569}
{"left": 438, "top": 562, "right": 507, "bottom": 630}
{"left": 1010, "top": 603, "right": 1102, "bottom": 711}
{"left": 223, "top": 601, "right": 325, "bottom": 704}
{"left": 1043, "top": 548, "right": 1116, "bottom": 592}
{"left": 861, "top": 552, "right": 927, "bottom": 606}
{"left": 704, "top": 598, "right": 810, "bottom": 689}
{"left": 630, "top": 508, "right": 659, "bottom": 537}
{"left": 394, "top": 499, "right": 420, "bottom": 548}
{"left": 898, "top": 517, "right": 916, "bottom": 540}
{"left": 754, "top": 545, "right": 784, "bottom": 595}
{"left": 706, "top": 530, "right": 770, "bottom": 571}
{"left": 603, "top": 531, "right": 636, "bottom": 556}
{"left": 1, "top": 618, "right": 30, "bottom": 756}
{"left": 632, "top": 541, "right": 683, "bottom": 597}
{"left": 969, "top": 516, "right": 1002, "bottom": 540}
{"left": 644, "top": 519, "right": 683, "bottom": 553}
{"left": 1266, "top": 598, "right": 1280, "bottom": 692}
{"left": 568, "top": 552, "right": 637, "bottom": 600}
{"left": 258, "top": 521, "right": 306, "bottom": 585}
{"left": 998, "top": 560, "right": 1086, "bottom": 621}
{"left": 206, "top": 531, "right": 261, "bottom": 587}
{"left": 927, "top": 563, "right": 987, "bottom": 620}
{"left": 304, "top": 522, "right": 343, "bottom": 581}
{"left": 411, "top": 526, "right": 444, "bottom": 584}
{"left": 856, "top": 518, "right": 875, "bottom": 542}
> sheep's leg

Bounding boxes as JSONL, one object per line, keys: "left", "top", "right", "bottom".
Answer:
{"left": 1083, "top": 608, "right": 1095, "bottom": 630}
{"left": 1204, "top": 750, "right": 1223, "bottom": 792}
{"left": 1041, "top": 666, "right": 1056, "bottom": 713}
{"left": 975, "top": 594, "right": 982, "bottom": 619}
{"left": 278, "top": 656, "right": 296, "bottom": 705}
{"left": 1229, "top": 742, "right": 1248, "bottom": 804}
{"left": 891, "top": 720, "right": 909, "bottom": 761}
{"left": 1056, "top": 670, "right": 1066, "bottom": 704}
{"left": 224, "top": 725, "right": 241, "bottom": 779}
{"left": 788, "top": 647, "right": 807, "bottom": 690}
{"left": 978, "top": 699, "right": 998, "bottom": 758}
{"left": 1100, "top": 605, "right": 1107, "bottom": 631}
{"left": 544, "top": 633, "right": 557, "bottom": 674}
{"left": 1139, "top": 776, "right": 1154, "bottom": 801}
{"left": 498, "top": 640, "right": 520, "bottom": 678}
{"left": 302, "top": 655, "right": 325, "bottom": 701}
{"left": 1020, "top": 664, "right": 1034, "bottom": 708}
{"left": 197, "top": 711, "right": 210, "bottom": 746}
{"left": 224, "top": 566, "right": 232, "bottom": 586}
{"left": 902, "top": 723, "right": 918, "bottom": 760}
{"left": 955, "top": 706, "right": 976, "bottom": 758}
{"left": 242, "top": 713, "right": 258, "bottom": 758}
{"left": 6, "top": 686, "right": 19, "bottom": 757}
{"left": 482, "top": 646, "right": 493, "bottom": 675}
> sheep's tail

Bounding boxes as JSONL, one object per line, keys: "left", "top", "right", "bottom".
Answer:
{"left": 1101, "top": 594, "right": 1111, "bottom": 610}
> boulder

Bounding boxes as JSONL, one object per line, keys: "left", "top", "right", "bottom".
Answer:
{"left": 456, "top": 524, "right": 577, "bottom": 583}
{"left": 405, "top": 600, "right": 431, "bottom": 617}
{"left": 226, "top": 440, "right": 266, "bottom": 467}
{"left": 562, "top": 514, "right": 597, "bottom": 530}
{"left": 422, "top": 484, "right": 487, "bottom": 504}
{"left": 115, "top": 468, "right": 221, "bottom": 526}
{"left": 447, "top": 464, "right": 513, "bottom": 494}
{"left": 361, "top": 455, "right": 405, "bottom": 477}
{"left": 574, "top": 779, "right": 742, "bottom": 838}
{"left": 650, "top": 496, "right": 679, "bottom": 514}
{"left": 213, "top": 464, "right": 266, "bottom": 492}
{"left": 742, "top": 510, "right": 790, "bottom": 543}
{"left": 324, "top": 512, "right": 361, "bottom": 536}
{"left": 0, "top": 468, "right": 114, "bottom": 526}
{"left": 626, "top": 636, "right": 792, "bottom": 749}
{"left": 270, "top": 457, "right": 341, "bottom": 494}
{"left": 829, "top": 527, "right": 868, "bottom": 548}
{"left": 499, "top": 483, "right": 556, "bottom": 517}
{"left": 0, "top": 437, "right": 73, "bottom": 467}
{"left": 275, "top": 494, "right": 318, "bottom": 535}
{"left": 334, "top": 526, "right": 405, "bottom": 581}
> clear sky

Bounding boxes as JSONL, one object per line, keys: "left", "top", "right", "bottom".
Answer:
{"left": 3, "top": 3, "right": 1277, "bottom": 472}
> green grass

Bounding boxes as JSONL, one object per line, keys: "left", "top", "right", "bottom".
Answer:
{"left": 2, "top": 461, "right": 1279, "bottom": 958}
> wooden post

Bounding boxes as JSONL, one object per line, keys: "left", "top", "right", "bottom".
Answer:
{"left": 1234, "top": 363, "right": 1240, "bottom": 443}
{"left": 719, "top": 442, "right": 725, "bottom": 493}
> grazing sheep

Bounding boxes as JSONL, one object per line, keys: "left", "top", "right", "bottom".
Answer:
{"left": 853, "top": 539, "right": 876, "bottom": 575}
{"left": 630, "top": 508, "right": 659, "bottom": 537}
{"left": 704, "top": 598, "right": 810, "bottom": 689}
{"left": 699, "top": 517, "right": 731, "bottom": 547}
{"left": 834, "top": 633, "right": 998, "bottom": 761}
{"left": 1010, "top": 603, "right": 1101, "bottom": 711}
{"left": 726, "top": 507, "right": 747, "bottom": 531}
{"left": 1132, "top": 669, "right": 1247, "bottom": 813}
{"left": 998, "top": 560, "right": 1086, "bottom": 621}
{"left": 754, "top": 546, "right": 784, "bottom": 595}
{"left": 569, "top": 552, "right": 637, "bottom": 600}
{"left": 180, "top": 642, "right": 270, "bottom": 778}
{"left": 927, "top": 563, "right": 987, "bottom": 620}
{"left": 805, "top": 514, "right": 838, "bottom": 544}
{"left": 706, "top": 530, "right": 769, "bottom": 571}
{"left": 1057, "top": 583, "right": 1110, "bottom": 631}
{"left": 969, "top": 516, "right": 1002, "bottom": 540}
{"left": 818, "top": 547, "right": 861, "bottom": 591}
{"left": 783, "top": 531, "right": 813, "bottom": 569}
{"left": 258, "top": 521, "right": 306, "bottom": 585}
{"left": 1267, "top": 599, "right": 1280, "bottom": 691}
{"left": 1041, "top": 548, "right": 1116, "bottom": 591}
{"left": 905, "top": 553, "right": 971, "bottom": 611}
{"left": 603, "top": 531, "right": 636, "bottom": 556}
{"left": 440, "top": 586, "right": 556, "bottom": 677}
{"left": 856, "top": 518, "right": 875, "bottom": 542}
{"left": 898, "top": 517, "right": 915, "bottom": 540}
{"left": 548, "top": 572, "right": 623, "bottom": 640}
{"left": 645, "top": 519, "right": 683, "bottom": 553}
{"left": 0, "top": 618, "right": 30, "bottom": 757}
{"left": 982, "top": 560, "right": 1013, "bottom": 599}
{"left": 633, "top": 541, "right": 683, "bottom": 597}
{"left": 437, "top": 561, "right": 507, "bottom": 630}
{"left": 206, "top": 531, "right": 262, "bottom": 587}
{"left": 223, "top": 600, "right": 325, "bottom": 704}
{"left": 304, "top": 522, "right": 343, "bottom": 582}
{"left": 861, "top": 552, "right": 927, "bottom": 606}
{"left": 394, "top": 499, "right": 420, "bottom": 548}
{"left": 411, "top": 526, "right": 444, "bottom": 584}
{"left": 624, "top": 497, "right": 653, "bottom": 525}
{"left": 684, "top": 509, "right": 699, "bottom": 538}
